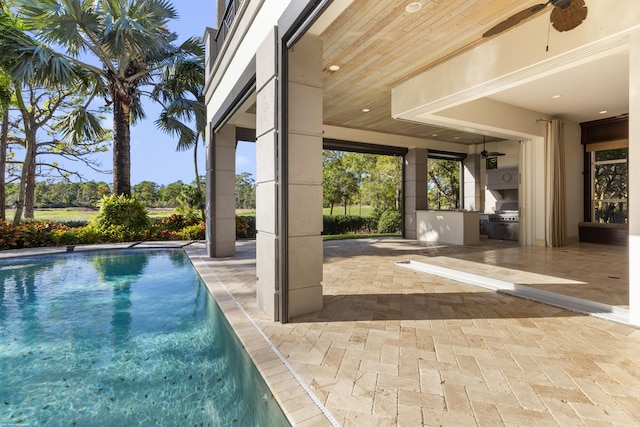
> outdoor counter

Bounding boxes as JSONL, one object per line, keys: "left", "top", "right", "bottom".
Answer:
{"left": 416, "top": 210, "right": 480, "bottom": 245}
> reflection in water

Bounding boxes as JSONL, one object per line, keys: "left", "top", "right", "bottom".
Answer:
{"left": 93, "top": 252, "right": 150, "bottom": 347}
{"left": 0, "top": 258, "right": 58, "bottom": 336}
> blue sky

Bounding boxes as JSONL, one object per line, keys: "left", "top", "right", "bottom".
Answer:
{"left": 47, "top": 0, "right": 257, "bottom": 186}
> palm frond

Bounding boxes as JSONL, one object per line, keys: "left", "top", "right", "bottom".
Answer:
{"left": 155, "top": 111, "right": 196, "bottom": 151}
{"left": 55, "top": 105, "right": 107, "bottom": 144}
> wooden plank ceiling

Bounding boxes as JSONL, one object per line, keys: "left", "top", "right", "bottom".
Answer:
{"left": 316, "top": 0, "right": 540, "bottom": 145}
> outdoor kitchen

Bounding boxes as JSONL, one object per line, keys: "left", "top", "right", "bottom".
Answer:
{"left": 483, "top": 166, "right": 519, "bottom": 241}
{"left": 416, "top": 139, "right": 520, "bottom": 245}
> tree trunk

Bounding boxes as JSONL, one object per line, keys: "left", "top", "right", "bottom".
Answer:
{"left": 13, "top": 133, "right": 36, "bottom": 226}
{"left": 112, "top": 97, "right": 131, "bottom": 196}
{"left": 23, "top": 139, "right": 37, "bottom": 218}
{"left": 0, "top": 109, "right": 8, "bottom": 221}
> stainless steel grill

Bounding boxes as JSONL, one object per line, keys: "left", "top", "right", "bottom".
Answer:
{"left": 487, "top": 210, "right": 519, "bottom": 241}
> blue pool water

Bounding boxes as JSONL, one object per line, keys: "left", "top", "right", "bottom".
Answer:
{"left": 0, "top": 249, "right": 290, "bottom": 426}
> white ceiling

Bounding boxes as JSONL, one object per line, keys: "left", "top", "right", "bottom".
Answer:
{"left": 487, "top": 48, "right": 629, "bottom": 123}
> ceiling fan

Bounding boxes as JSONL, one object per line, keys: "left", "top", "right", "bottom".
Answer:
{"left": 481, "top": 136, "right": 505, "bottom": 158}
{"left": 483, "top": 0, "right": 588, "bottom": 38}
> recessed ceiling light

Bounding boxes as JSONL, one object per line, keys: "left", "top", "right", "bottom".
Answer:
{"left": 432, "top": 133, "right": 438, "bottom": 137}
{"left": 551, "top": 94, "right": 561, "bottom": 99}
{"left": 405, "top": 2, "right": 422, "bottom": 13}
{"left": 361, "top": 108, "right": 370, "bottom": 113}
{"left": 328, "top": 64, "right": 340, "bottom": 71}
{"left": 599, "top": 110, "right": 608, "bottom": 114}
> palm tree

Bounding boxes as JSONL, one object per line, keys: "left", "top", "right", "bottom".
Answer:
{"left": 1, "top": 4, "right": 105, "bottom": 224}
{"left": 153, "top": 42, "right": 206, "bottom": 217}
{"left": 4, "top": 0, "right": 200, "bottom": 196}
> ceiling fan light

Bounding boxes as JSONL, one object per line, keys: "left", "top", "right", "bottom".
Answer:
{"left": 405, "top": 2, "right": 422, "bottom": 13}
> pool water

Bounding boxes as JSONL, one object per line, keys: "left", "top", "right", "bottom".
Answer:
{"left": 0, "top": 249, "right": 290, "bottom": 426}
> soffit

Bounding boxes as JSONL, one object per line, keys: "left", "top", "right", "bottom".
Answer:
{"left": 312, "top": 0, "right": 627, "bottom": 145}
{"left": 316, "top": 0, "right": 532, "bottom": 144}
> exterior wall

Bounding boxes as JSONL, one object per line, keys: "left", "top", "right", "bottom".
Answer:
{"left": 205, "top": 0, "right": 295, "bottom": 122}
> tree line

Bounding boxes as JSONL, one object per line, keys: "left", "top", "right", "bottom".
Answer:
{"left": 3, "top": 180, "right": 203, "bottom": 209}
{"left": 323, "top": 150, "right": 461, "bottom": 213}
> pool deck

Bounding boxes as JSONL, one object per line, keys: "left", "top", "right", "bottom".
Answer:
{"left": 185, "top": 238, "right": 640, "bottom": 427}
{"left": 3, "top": 239, "right": 640, "bottom": 426}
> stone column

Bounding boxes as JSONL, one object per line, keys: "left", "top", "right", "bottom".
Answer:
{"left": 629, "top": 33, "right": 639, "bottom": 326}
{"left": 255, "top": 27, "right": 279, "bottom": 319}
{"left": 463, "top": 154, "right": 482, "bottom": 211}
{"left": 255, "top": 29, "right": 324, "bottom": 321}
{"left": 404, "top": 148, "right": 427, "bottom": 239}
{"left": 286, "top": 34, "right": 324, "bottom": 317}
{"left": 206, "top": 124, "right": 236, "bottom": 258}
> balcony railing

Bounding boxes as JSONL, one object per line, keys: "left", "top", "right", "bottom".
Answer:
{"left": 211, "top": 0, "right": 244, "bottom": 61}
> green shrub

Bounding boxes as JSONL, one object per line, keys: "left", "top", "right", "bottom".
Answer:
{"left": 0, "top": 220, "right": 69, "bottom": 250}
{"left": 235, "top": 215, "right": 256, "bottom": 239}
{"left": 92, "top": 195, "right": 150, "bottom": 233}
{"left": 377, "top": 208, "right": 402, "bottom": 234}
{"left": 322, "top": 215, "right": 370, "bottom": 235}
{"left": 0, "top": 220, "right": 18, "bottom": 249}
{"left": 180, "top": 222, "right": 206, "bottom": 240}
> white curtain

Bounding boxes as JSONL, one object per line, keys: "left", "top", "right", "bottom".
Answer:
{"left": 546, "top": 119, "right": 567, "bottom": 247}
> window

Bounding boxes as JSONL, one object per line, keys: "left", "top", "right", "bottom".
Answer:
{"left": 427, "top": 158, "right": 461, "bottom": 210}
{"left": 486, "top": 157, "right": 498, "bottom": 170}
{"left": 591, "top": 147, "right": 627, "bottom": 224}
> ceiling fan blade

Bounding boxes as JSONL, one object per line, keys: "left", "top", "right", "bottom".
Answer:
{"left": 483, "top": 3, "right": 548, "bottom": 38}
{"left": 550, "top": 0, "right": 572, "bottom": 9}
{"left": 487, "top": 152, "right": 506, "bottom": 157}
{"left": 551, "top": 0, "right": 587, "bottom": 32}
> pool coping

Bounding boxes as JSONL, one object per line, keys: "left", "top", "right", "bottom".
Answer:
{"left": 0, "top": 241, "right": 335, "bottom": 426}
{"left": 184, "top": 243, "right": 338, "bottom": 427}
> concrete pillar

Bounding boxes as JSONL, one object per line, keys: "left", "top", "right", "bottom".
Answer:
{"left": 255, "top": 30, "right": 324, "bottom": 321}
{"left": 286, "top": 34, "right": 324, "bottom": 318}
{"left": 629, "top": 33, "right": 639, "bottom": 326}
{"left": 463, "top": 154, "right": 482, "bottom": 211}
{"left": 404, "top": 148, "right": 427, "bottom": 239}
{"left": 255, "top": 28, "right": 279, "bottom": 319}
{"left": 206, "top": 124, "right": 236, "bottom": 258}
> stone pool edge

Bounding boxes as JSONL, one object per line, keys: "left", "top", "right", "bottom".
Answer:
{"left": 184, "top": 242, "right": 338, "bottom": 427}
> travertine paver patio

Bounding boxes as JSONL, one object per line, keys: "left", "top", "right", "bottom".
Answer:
{"left": 186, "top": 238, "right": 640, "bottom": 427}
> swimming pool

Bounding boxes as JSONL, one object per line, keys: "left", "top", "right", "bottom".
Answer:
{"left": 0, "top": 249, "right": 290, "bottom": 426}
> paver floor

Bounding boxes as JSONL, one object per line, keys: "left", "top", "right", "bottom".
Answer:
{"left": 186, "top": 238, "right": 640, "bottom": 426}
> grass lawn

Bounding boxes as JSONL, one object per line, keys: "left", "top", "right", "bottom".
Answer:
{"left": 323, "top": 205, "right": 373, "bottom": 217}
{"left": 238, "top": 205, "right": 375, "bottom": 217}
{"left": 6, "top": 204, "right": 377, "bottom": 225}
{"left": 6, "top": 207, "right": 176, "bottom": 222}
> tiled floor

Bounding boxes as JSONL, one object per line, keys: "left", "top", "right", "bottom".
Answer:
{"left": 186, "top": 238, "right": 640, "bottom": 427}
